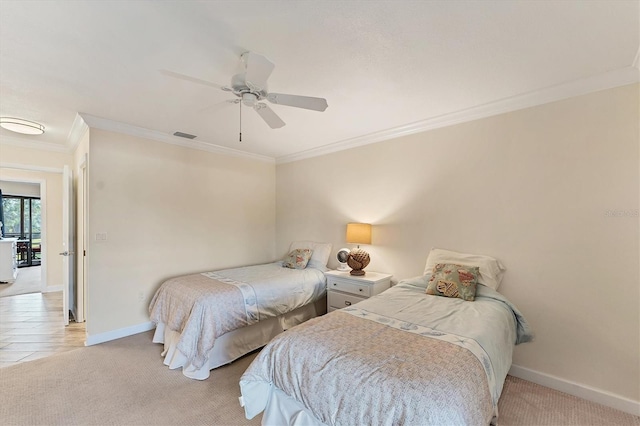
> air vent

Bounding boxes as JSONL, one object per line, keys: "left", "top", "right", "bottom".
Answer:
{"left": 173, "top": 131, "right": 197, "bottom": 139}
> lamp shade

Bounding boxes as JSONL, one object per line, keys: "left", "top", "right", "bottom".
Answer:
{"left": 346, "top": 223, "right": 372, "bottom": 245}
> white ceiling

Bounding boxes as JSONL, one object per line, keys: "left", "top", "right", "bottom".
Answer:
{"left": 1, "top": 1, "right": 638, "bottom": 162}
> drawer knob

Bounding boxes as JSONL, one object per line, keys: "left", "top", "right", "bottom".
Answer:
{"left": 333, "top": 283, "right": 337, "bottom": 286}
{"left": 345, "top": 301, "right": 351, "bottom": 306}
{"left": 359, "top": 288, "right": 363, "bottom": 292}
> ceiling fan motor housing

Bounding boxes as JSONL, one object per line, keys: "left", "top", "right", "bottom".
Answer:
{"left": 232, "top": 73, "right": 266, "bottom": 98}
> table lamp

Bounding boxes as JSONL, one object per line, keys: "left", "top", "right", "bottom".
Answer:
{"left": 346, "top": 223, "right": 371, "bottom": 276}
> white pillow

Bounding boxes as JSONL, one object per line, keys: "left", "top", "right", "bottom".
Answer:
{"left": 289, "top": 241, "right": 332, "bottom": 271}
{"left": 423, "top": 248, "right": 506, "bottom": 290}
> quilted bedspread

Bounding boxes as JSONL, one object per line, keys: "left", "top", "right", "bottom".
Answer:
{"left": 240, "top": 276, "right": 533, "bottom": 425}
{"left": 149, "top": 262, "right": 326, "bottom": 369}
{"left": 241, "top": 311, "right": 494, "bottom": 425}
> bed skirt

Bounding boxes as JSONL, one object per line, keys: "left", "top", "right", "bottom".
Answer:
{"left": 152, "top": 297, "right": 326, "bottom": 380}
{"left": 246, "top": 385, "right": 327, "bottom": 426}
{"left": 246, "top": 386, "right": 497, "bottom": 426}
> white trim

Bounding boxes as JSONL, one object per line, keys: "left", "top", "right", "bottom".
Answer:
{"left": 509, "top": 364, "right": 640, "bottom": 417}
{"left": 39, "top": 180, "right": 47, "bottom": 290}
{"left": 66, "top": 113, "right": 89, "bottom": 152}
{"left": 2, "top": 67, "right": 637, "bottom": 165}
{"left": 42, "top": 285, "right": 62, "bottom": 293}
{"left": 0, "top": 162, "right": 64, "bottom": 174}
{"left": 78, "top": 113, "right": 275, "bottom": 164}
{"left": 85, "top": 321, "right": 155, "bottom": 346}
{"left": 0, "top": 134, "right": 69, "bottom": 153}
{"left": 276, "top": 66, "right": 640, "bottom": 164}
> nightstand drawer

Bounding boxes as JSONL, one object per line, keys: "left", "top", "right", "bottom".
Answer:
{"left": 327, "top": 277, "right": 371, "bottom": 297}
{"left": 328, "top": 290, "right": 366, "bottom": 310}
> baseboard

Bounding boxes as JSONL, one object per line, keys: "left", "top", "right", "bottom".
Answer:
{"left": 42, "top": 285, "right": 62, "bottom": 293}
{"left": 85, "top": 321, "right": 155, "bottom": 346}
{"left": 509, "top": 364, "right": 640, "bottom": 416}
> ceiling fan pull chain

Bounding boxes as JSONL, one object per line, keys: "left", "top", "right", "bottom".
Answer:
{"left": 239, "top": 101, "right": 242, "bottom": 142}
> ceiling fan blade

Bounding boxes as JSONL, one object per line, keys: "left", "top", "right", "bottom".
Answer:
{"left": 242, "top": 52, "right": 275, "bottom": 92}
{"left": 159, "top": 69, "right": 226, "bottom": 90}
{"left": 266, "top": 93, "right": 328, "bottom": 112}
{"left": 254, "top": 103, "right": 285, "bottom": 129}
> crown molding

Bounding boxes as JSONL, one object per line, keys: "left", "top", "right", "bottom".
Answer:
{"left": 0, "top": 133, "right": 70, "bottom": 153}
{"left": 78, "top": 113, "right": 275, "bottom": 164}
{"left": 66, "top": 113, "right": 89, "bottom": 152}
{"left": 276, "top": 66, "right": 640, "bottom": 164}
{"left": 0, "top": 162, "right": 64, "bottom": 174}
{"left": 4, "top": 65, "right": 636, "bottom": 165}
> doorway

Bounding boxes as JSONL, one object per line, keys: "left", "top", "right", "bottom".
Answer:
{"left": 0, "top": 167, "right": 86, "bottom": 334}
{"left": 0, "top": 180, "right": 45, "bottom": 299}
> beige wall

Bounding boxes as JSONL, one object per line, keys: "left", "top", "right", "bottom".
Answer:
{"left": 86, "top": 129, "right": 276, "bottom": 336}
{"left": 0, "top": 144, "right": 73, "bottom": 290}
{"left": 0, "top": 144, "right": 72, "bottom": 170}
{"left": 276, "top": 84, "right": 639, "bottom": 402}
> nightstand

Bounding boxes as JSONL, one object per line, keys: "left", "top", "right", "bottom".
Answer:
{"left": 325, "top": 270, "right": 392, "bottom": 313}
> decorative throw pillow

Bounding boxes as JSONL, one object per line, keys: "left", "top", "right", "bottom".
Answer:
{"left": 282, "top": 248, "right": 313, "bottom": 269}
{"left": 426, "top": 263, "right": 479, "bottom": 301}
{"left": 289, "top": 241, "right": 332, "bottom": 271}
{"left": 423, "top": 248, "right": 506, "bottom": 290}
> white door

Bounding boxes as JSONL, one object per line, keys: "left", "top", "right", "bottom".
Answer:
{"left": 76, "top": 156, "right": 87, "bottom": 323}
{"left": 60, "top": 165, "right": 75, "bottom": 326}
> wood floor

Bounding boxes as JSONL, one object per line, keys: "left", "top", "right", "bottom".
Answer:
{"left": 0, "top": 291, "right": 86, "bottom": 368}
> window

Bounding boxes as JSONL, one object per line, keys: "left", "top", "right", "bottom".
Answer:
{"left": 1, "top": 195, "right": 41, "bottom": 267}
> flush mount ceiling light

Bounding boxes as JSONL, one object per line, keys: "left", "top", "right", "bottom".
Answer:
{"left": 0, "top": 117, "right": 45, "bottom": 135}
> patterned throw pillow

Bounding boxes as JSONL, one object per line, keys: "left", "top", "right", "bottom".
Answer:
{"left": 282, "top": 248, "right": 313, "bottom": 269}
{"left": 426, "top": 263, "right": 479, "bottom": 301}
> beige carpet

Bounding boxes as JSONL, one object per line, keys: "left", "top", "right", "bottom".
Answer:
{"left": 1, "top": 330, "right": 638, "bottom": 426}
{"left": 0, "top": 331, "right": 260, "bottom": 426}
{"left": 0, "top": 266, "right": 42, "bottom": 298}
{"left": 498, "top": 376, "right": 639, "bottom": 426}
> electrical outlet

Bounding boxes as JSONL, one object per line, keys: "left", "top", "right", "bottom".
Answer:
{"left": 138, "top": 291, "right": 145, "bottom": 302}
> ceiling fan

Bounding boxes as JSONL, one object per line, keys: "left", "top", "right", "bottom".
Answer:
{"left": 162, "top": 52, "right": 328, "bottom": 133}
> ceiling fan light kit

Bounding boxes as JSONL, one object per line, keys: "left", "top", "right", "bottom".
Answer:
{"left": 0, "top": 117, "right": 45, "bottom": 135}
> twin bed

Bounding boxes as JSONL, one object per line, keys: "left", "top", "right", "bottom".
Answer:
{"left": 149, "top": 246, "right": 533, "bottom": 424}
{"left": 149, "top": 241, "right": 331, "bottom": 379}
{"left": 239, "top": 248, "right": 534, "bottom": 425}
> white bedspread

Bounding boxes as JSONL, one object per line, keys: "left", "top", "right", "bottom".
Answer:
{"left": 240, "top": 275, "right": 533, "bottom": 425}
{"left": 149, "top": 262, "right": 325, "bottom": 370}
{"left": 210, "top": 261, "right": 326, "bottom": 319}
{"left": 349, "top": 278, "right": 534, "bottom": 406}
